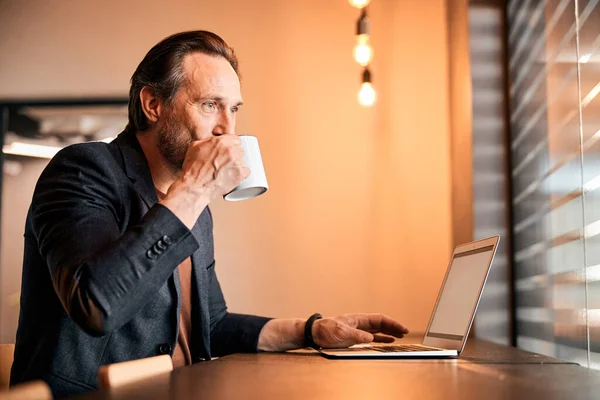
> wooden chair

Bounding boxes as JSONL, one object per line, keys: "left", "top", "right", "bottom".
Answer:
{"left": 98, "top": 354, "right": 173, "bottom": 389}
{"left": 0, "top": 344, "right": 15, "bottom": 391}
{"left": 0, "top": 380, "right": 52, "bottom": 400}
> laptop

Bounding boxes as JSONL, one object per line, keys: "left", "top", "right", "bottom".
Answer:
{"left": 318, "top": 235, "right": 500, "bottom": 359}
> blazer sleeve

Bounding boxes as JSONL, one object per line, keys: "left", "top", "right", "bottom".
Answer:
{"left": 207, "top": 274, "right": 273, "bottom": 356}
{"left": 30, "top": 144, "right": 200, "bottom": 336}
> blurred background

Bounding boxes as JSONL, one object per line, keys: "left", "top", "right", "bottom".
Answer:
{"left": 0, "top": 0, "right": 598, "bottom": 370}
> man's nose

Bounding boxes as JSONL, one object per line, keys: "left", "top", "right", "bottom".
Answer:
{"left": 213, "top": 110, "right": 235, "bottom": 136}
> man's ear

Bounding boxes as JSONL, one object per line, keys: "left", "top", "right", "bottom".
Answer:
{"left": 140, "top": 86, "right": 162, "bottom": 124}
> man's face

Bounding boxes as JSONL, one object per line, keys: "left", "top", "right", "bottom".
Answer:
{"left": 156, "top": 52, "right": 243, "bottom": 169}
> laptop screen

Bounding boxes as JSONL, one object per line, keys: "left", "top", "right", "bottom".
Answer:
{"left": 426, "top": 245, "right": 495, "bottom": 341}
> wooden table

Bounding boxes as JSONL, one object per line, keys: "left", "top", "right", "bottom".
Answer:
{"left": 70, "top": 339, "right": 600, "bottom": 400}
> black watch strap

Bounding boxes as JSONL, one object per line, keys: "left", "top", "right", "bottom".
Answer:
{"left": 304, "top": 313, "right": 323, "bottom": 349}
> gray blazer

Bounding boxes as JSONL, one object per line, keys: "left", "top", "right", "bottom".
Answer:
{"left": 10, "top": 130, "right": 271, "bottom": 398}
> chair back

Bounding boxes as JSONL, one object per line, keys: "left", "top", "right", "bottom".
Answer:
{"left": 98, "top": 354, "right": 173, "bottom": 389}
{"left": 0, "top": 344, "right": 15, "bottom": 391}
{"left": 0, "top": 380, "right": 52, "bottom": 400}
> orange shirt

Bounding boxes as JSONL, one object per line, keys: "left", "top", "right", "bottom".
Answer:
{"left": 171, "top": 257, "right": 193, "bottom": 368}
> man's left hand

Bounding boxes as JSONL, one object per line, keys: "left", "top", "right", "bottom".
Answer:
{"left": 312, "top": 314, "right": 409, "bottom": 349}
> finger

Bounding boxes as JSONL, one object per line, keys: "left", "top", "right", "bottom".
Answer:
{"left": 219, "top": 163, "right": 248, "bottom": 183}
{"left": 349, "top": 328, "right": 374, "bottom": 344}
{"left": 217, "top": 133, "right": 241, "bottom": 146}
{"left": 192, "top": 137, "right": 212, "bottom": 146}
{"left": 372, "top": 334, "right": 397, "bottom": 343}
{"left": 350, "top": 314, "right": 409, "bottom": 337}
{"left": 322, "top": 327, "right": 373, "bottom": 349}
{"left": 239, "top": 166, "right": 250, "bottom": 180}
{"left": 212, "top": 147, "right": 244, "bottom": 173}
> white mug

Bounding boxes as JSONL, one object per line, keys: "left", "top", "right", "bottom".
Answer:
{"left": 224, "top": 135, "right": 269, "bottom": 201}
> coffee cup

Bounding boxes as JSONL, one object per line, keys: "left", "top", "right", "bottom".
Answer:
{"left": 223, "top": 135, "right": 268, "bottom": 201}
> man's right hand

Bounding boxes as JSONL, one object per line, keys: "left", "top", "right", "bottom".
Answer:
{"left": 180, "top": 134, "right": 249, "bottom": 199}
{"left": 160, "top": 134, "right": 249, "bottom": 229}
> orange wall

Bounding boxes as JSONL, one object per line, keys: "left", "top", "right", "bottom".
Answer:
{"left": 0, "top": 0, "right": 452, "bottom": 341}
{"left": 368, "top": 0, "right": 453, "bottom": 329}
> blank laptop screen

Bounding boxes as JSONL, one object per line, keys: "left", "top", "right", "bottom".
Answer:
{"left": 426, "top": 245, "right": 495, "bottom": 341}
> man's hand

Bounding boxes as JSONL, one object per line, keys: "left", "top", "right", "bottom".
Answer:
{"left": 312, "top": 314, "right": 409, "bottom": 349}
{"left": 257, "top": 314, "right": 408, "bottom": 352}
{"left": 161, "top": 134, "right": 249, "bottom": 229}
{"left": 179, "top": 134, "right": 249, "bottom": 200}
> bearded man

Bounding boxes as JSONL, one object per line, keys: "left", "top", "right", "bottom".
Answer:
{"left": 10, "top": 30, "right": 408, "bottom": 398}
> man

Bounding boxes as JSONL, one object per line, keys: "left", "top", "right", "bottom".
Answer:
{"left": 10, "top": 31, "right": 408, "bottom": 398}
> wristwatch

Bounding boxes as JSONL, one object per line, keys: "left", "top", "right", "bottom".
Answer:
{"left": 303, "top": 313, "right": 323, "bottom": 349}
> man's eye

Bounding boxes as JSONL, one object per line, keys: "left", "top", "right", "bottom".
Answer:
{"left": 231, "top": 106, "right": 239, "bottom": 113}
{"left": 201, "top": 102, "right": 217, "bottom": 112}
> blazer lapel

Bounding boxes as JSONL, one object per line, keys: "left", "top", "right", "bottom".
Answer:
{"left": 114, "top": 130, "right": 158, "bottom": 209}
{"left": 190, "top": 221, "right": 211, "bottom": 359}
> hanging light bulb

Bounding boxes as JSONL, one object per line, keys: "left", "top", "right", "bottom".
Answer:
{"left": 349, "top": 0, "right": 371, "bottom": 8}
{"left": 353, "top": 9, "right": 373, "bottom": 66}
{"left": 354, "top": 35, "right": 373, "bottom": 66}
{"left": 358, "top": 81, "right": 376, "bottom": 106}
{"left": 358, "top": 68, "right": 376, "bottom": 107}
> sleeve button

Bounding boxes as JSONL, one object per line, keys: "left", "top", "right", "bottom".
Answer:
{"left": 158, "top": 343, "right": 172, "bottom": 354}
{"left": 153, "top": 244, "right": 164, "bottom": 255}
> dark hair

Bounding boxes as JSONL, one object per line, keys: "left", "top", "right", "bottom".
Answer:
{"left": 126, "top": 30, "right": 239, "bottom": 133}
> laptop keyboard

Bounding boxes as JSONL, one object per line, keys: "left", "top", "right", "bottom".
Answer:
{"left": 369, "top": 344, "right": 444, "bottom": 353}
